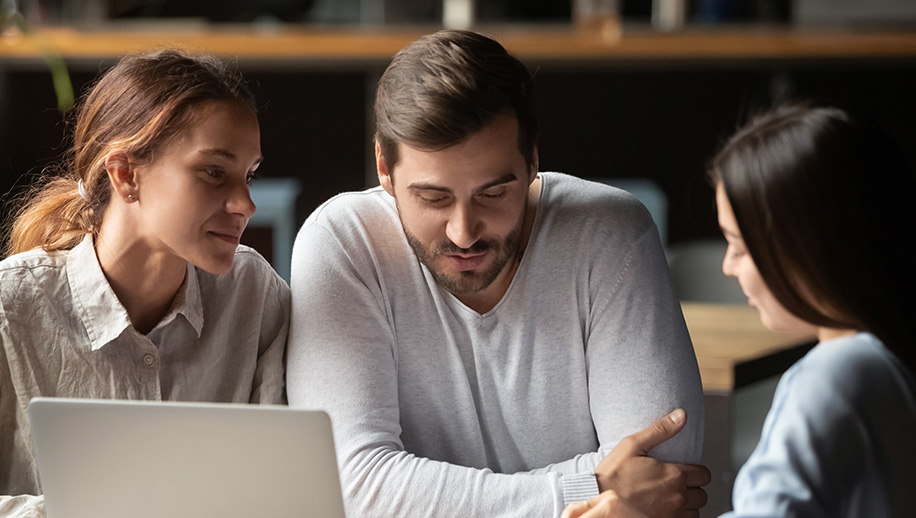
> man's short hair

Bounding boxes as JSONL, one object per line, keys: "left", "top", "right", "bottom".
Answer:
{"left": 374, "top": 30, "right": 538, "bottom": 174}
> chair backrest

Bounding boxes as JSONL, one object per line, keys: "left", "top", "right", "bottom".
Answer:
{"left": 666, "top": 239, "right": 746, "bottom": 304}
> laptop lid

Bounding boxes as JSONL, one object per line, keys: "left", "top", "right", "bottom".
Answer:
{"left": 28, "top": 397, "right": 346, "bottom": 518}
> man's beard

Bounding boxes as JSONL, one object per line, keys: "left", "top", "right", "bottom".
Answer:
{"left": 402, "top": 214, "right": 524, "bottom": 296}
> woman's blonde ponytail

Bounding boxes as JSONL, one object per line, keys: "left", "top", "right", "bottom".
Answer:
{"left": 5, "top": 171, "right": 104, "bottom": 256}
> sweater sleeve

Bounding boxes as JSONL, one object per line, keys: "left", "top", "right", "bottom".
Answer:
{"left": 0, "top": 495, "right": 45, "bottom": 517}
{"left": 287, "top": 220, "right": 573, "bottom": 518}
{"left": 584, "top": 219, "right": 704, "bottom": 466}
{"left": 522, "top": 213, "right": 703, "bottom": 477}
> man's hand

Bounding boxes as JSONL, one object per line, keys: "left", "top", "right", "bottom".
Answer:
{"left": 594, "top": 409, "right": 711, "bottom": 518}
{"left": 562, "top": 490, "right": 648, "bottom": 518}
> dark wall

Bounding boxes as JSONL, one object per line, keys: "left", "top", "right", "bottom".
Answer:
{"left": 2, "top": 58, "right": 915, "bottom": 250}
{"left": 248, "top": 70, "right": 367, "bottom": 219}
{"left": 531, "top": 61, "right": 916, "bottom": 243}
{"left": 0, "top": 68, "right": 367, "bottom": 229}
{"left": 533, "top": 67, "right": 772, "bottom": 243}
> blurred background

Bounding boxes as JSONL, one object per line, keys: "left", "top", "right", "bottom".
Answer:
{"left": 2, "top": 0, "right": 915, "bottom": 271}
{"left": 1, "top": 2, "right": 915, "bottom": 516}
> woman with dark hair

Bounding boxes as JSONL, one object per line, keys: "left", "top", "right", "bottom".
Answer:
{"left": 562, "top": 103, "right": 916, "bottom": 518}
{"left": 0, "top": 49, "right": 289, "bottom": 516}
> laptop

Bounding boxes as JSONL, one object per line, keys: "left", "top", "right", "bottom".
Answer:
{"left": 28, "top": 398, "right": 346, "bottom": 518}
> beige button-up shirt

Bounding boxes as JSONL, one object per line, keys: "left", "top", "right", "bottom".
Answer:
{"left": 1, "top": 235, "right": 289, "bottom": 517}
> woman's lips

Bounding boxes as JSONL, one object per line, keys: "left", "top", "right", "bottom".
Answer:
{"left": 210, "top": 231, "right": 241, "bottom": 245}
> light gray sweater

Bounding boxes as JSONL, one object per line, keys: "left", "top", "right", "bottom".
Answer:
{"left": 287, "top": 172, "right": 703, "bottom": 518}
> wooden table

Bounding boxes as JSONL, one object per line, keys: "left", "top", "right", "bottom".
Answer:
{"left": 683, "top": 302, "right": 815, "bottom": 393}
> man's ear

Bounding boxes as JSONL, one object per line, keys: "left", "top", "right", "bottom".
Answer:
{"left": 376, "top": 142, "right": 395, "bottom": 196}
{"left": 104, "top": 152, "right": 138, "bottom": 203}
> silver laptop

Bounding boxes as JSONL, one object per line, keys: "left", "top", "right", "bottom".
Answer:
{"left": 28, "top": 398, "right": 346, "bottom": 518}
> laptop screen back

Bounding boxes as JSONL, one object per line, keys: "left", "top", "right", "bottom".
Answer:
{"left": 28, "top": 398, "right": 346, "bottom": 518}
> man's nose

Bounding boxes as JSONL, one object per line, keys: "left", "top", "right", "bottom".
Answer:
{"left": 445, "top": 203, "right": 482, "bottom": 250}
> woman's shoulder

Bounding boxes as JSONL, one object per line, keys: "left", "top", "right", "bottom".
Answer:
{"left": 788, "top": 333, "right": 913, "bottom": 407}
{"left": 0, "top": 248, "right": 75, "bottom": 322}
{"left": 231, "top": 244, "right": 278, "bottom": 273}
{"left": 0, "top": 247, "right": 68, "bottom": 272}
{"left": 799, "top": 333, "right": 898, "bottom": 377}
{"left": 0, "top": 248, "right": 70, "bottom": 291}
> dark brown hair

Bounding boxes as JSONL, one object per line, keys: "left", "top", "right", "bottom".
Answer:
{"left": 374, "top": 30, "right": 538, "bottom": 174}
{"left": 711, "top": 102, "right": 916, "bottom": 374}
{"left": 4, "top": 49, "right": 255, "bottom": 256}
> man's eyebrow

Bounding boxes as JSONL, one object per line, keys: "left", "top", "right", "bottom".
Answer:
{"left": 407, "top": 181, "right": 451, "bottom": 193}
{"left": 407, "top": 173, "right": 520, "bottom": 193}
{"left": 474, "top": 173, "right": 519, "bottom": 193}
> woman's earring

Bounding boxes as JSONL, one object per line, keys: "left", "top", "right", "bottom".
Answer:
{"left": 127, "top": 194, "right": 135, "bottom": 202}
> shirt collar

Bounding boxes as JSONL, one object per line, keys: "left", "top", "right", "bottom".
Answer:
{"left": 68, "top": 234, "right": 133, "bottom": 351}
{"left": 151, "top": 262, "right": 204, "bottom": 338}
{"left": 67, "top": 235, "right": 205, "bottom": 350}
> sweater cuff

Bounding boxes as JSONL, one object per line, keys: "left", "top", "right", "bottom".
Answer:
{"left": 560, "top": 473, "right": 600, "bottom": 507}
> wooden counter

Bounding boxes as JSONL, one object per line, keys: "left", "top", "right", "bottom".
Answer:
{"left": 2, "top": 24, "right": 916, "bottom": 68}
{"left": 683, "top": 302, "right": 815, "bottom": 392}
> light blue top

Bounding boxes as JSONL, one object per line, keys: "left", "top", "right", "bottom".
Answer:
{"left": 722, "top": 332, "right": 916, "bottom": 518}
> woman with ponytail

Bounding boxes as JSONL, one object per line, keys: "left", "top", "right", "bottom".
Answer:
{"left": 0, "top": 49, "right": 289, "bottom": 516}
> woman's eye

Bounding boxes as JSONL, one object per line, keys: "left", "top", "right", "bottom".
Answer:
{"left": 246, "top": 171, "right": 262, "bottom": 184}
{"left": 204, "top": 168, "right": 225, "bottom": 180}
{"left": 727, "top": 244, "right": 746, "bottom": 260}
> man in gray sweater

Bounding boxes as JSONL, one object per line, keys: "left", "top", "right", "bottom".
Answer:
{"left": 287, "top": 30, "right": 709, "bottom": 518}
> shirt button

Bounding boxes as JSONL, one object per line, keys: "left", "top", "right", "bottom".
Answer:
{"left": 142, "top": 354, "right": 155, "bottom": 366}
